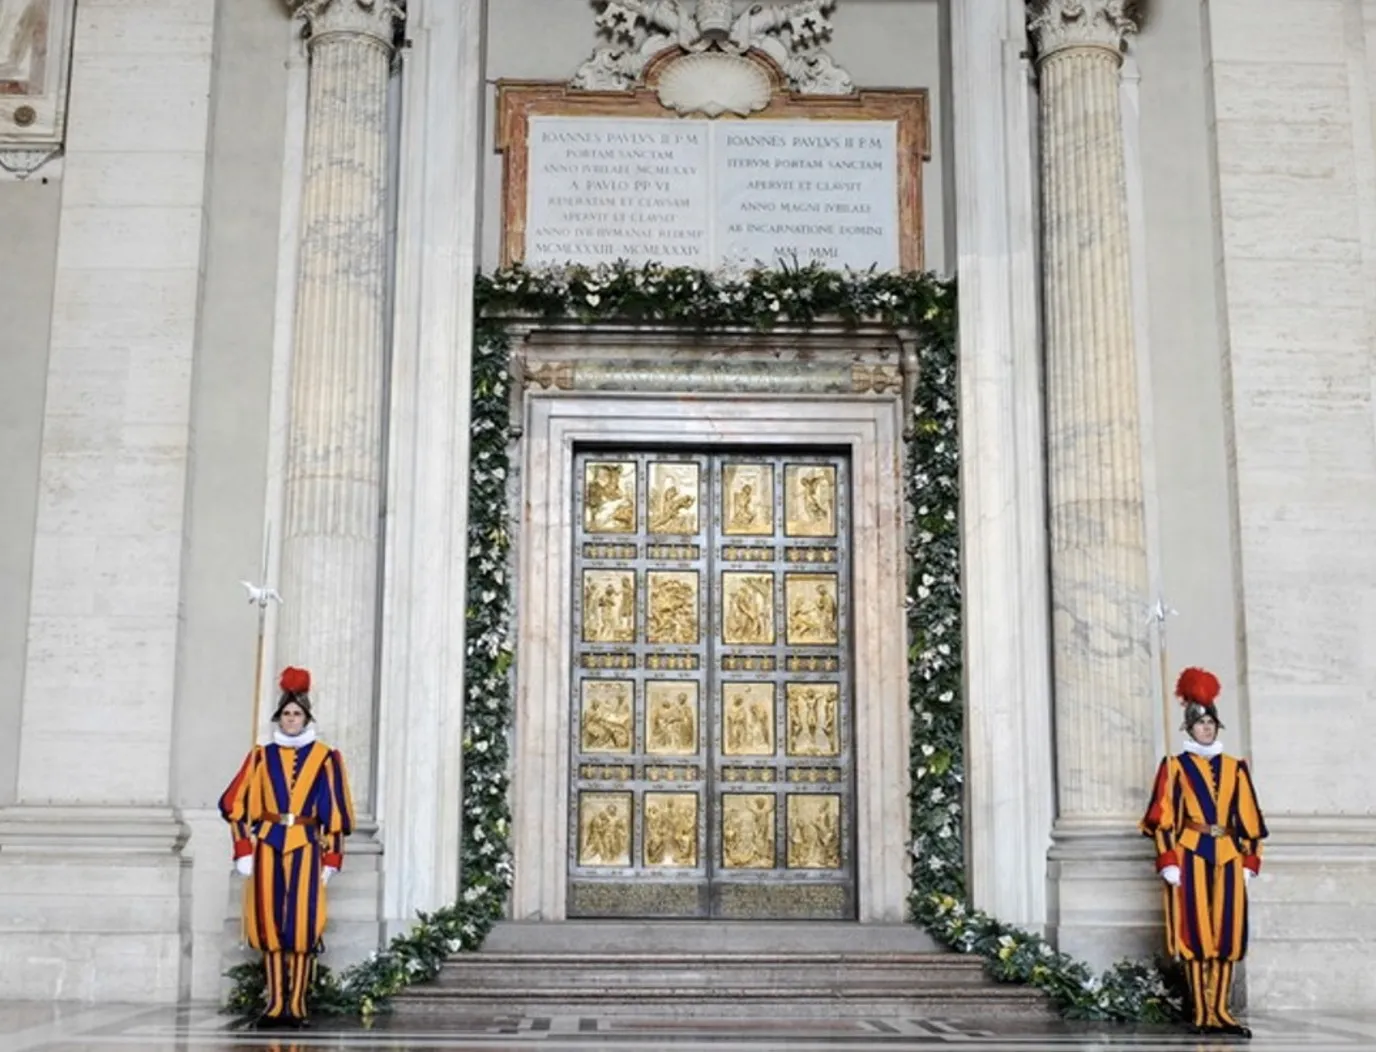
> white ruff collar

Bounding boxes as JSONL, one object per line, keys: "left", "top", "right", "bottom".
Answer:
{"left": 1181, "top": 737, "right": 1224, "bottom": 759}
{"left": 272, "top": 724, "right": 318, "bottom": 749}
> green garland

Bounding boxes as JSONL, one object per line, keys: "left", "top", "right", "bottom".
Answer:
{"left": 226, "top": 260, "right": 1176, "bottom": 1023}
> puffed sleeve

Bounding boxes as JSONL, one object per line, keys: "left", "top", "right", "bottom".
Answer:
{"left": 218, "top": 747, "right": 261, "bottom": 860}
{"left": 1233, "top": 758, "right": 1269, "bottom": 874}
{"left": 1138, "top": 756, "right": 1181, "bottom": 872}
{"left": 318, "top": 749, "right": 356, "bottom": 870}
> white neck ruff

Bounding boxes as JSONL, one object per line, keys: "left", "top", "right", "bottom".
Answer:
{"left": 1181, "top": 737, "right": 1224, "bottom": 758}
{"left": 272, "top": 724, "right": 318, "bottom": 749}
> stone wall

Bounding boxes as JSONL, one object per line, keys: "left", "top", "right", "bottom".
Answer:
{"left": 0, "top": 0, "right": 218, "bottom": 1001}
{"left": 1200, "top": 0, "right": 1376, "bottom": 1012}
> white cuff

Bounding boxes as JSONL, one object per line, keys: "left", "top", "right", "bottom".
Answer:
{"left": 1160, "top": 864, "right": 1181, "bottom": 886}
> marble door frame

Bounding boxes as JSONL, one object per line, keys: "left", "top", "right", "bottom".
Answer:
{"left": 510, "top": 394, "right": 911, "bottom": 924}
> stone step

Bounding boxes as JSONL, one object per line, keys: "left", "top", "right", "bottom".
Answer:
{"left": 433, "top": 952, "right": 986, "bottom": 989}
{"left": 392, "top": 982, "right": 1052, "bottom": 1020}
{"left": 482, "top": 920, "right": 943, "bottom": 955}
{"left": 388, "top": 921, "right": 1055, "bottom": 1021}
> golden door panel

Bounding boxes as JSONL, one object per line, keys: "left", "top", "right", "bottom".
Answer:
{"left": 784, "top": 464, "right": 836, "bottom": 537}
{"left": 581, "top": 569, "right": 636, "bottom": 643}
{"left": 648, "top": 462, "right": 700, "bottom": 535}
{"left": 785, "top": 573, "right": 839, "bottom": 645}
{"left": 721, "top": 794, "right": 776, "bottom": 869}
{"left": 785, "top": 682, "right": 839, "bottom": 757}
{"left": 645, "top": 681, "right": 699, "bottom": 756}
{"left": 647, "top": 570, "right": 699, "bottom": 645}
{"left": 578, "top": 791, "right": 633, "bottom": 866}
{"left": 644, "top": 792, "right": 699, "bottom": 867}
{"left": 583, "top": 461, "right": 638, "bottom": 533}
{"left": 721, "top": 682, "right": 775, "bottom": 756}
{"left": 570, "top": 450, "right": 853, "bottom": 919}
{"left": 580, "top": 679, "right": 634, "bottom": 754}
{"left": 722, "top": 463, "right": 774, "bottom": 536}
{"left": 786, "top": 794, "right": 842, "bottom": 869}
{"left": 721, "top": 572, "right": 775, "bottom": 645}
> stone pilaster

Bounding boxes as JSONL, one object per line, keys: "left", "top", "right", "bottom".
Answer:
{"left": 1028, "top": 0, "right": 1158, "bottom": 966}
{"left": 277, "top": 0, "right": 403, "bottom": 822}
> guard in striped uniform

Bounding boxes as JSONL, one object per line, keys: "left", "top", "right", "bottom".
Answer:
{"left": 219, "top": 667, "right": 355, "bottom": 1029}
{"left": 1140, "top": 667, "right": 1268, "bottom": 1039}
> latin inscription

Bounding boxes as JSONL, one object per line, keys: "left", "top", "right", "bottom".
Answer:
{"left": 524, "top": 117, "right": 899, "bottom": 271}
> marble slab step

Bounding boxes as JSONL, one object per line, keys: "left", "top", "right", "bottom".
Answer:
{"left": 391, "top": 982, "right": 1054, "bottom": 1020}
{"left": 482, "top": 920, "right": 943, "bottom": 955}
{"left": 432, "top": 952, "right": 986, "bottom": 989}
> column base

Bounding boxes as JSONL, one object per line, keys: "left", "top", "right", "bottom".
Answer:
{"left": 1045, "top": 819, "right": 1161, "bottom": 971}
{"left": 0, "top": 805, "right": 188, "bottom": 1002}
{"left": 319, "top": 824, "right": 384, "bottom": 968}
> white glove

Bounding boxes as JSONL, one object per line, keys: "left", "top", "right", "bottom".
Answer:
{"left": 322, "top": 866, "right": 338, "bottom": 886}
{"left": 1244, "top": 869, "right": 1254, "bottom": 884}
{"left": 234, "top": 855, "right": 254, "bottom": 878}
{"left": 1160, "top": 865, "right": 1181, "bottom": 887}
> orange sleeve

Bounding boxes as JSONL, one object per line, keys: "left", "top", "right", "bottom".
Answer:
{"left": 1139, "top": 757, "right": 1180, "bottom": 870}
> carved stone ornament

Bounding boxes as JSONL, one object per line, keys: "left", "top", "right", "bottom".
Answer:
{"left": 1027, "top": 0, "right": 1140, "bottom": 60}
{"left": 292, "top": 0, "right": 405, "bottom": 48}
{"left": 657, "top": 51, "right": 773, "bottom": 116}
{"left": 573, "top": 0, "right": 855, "bottom": 111}
{"left": 0, "top": 146, "right": 62, "bottom": 180}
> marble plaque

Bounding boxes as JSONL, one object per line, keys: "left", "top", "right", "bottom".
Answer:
{"left": 523, "top": 116, "right": 900, "bottom": 271}
{"left": 526, "top": 116, "right": 710, "bottom": 267}
{"left": 715, "top": 121, "right": 899, "bottom": 271}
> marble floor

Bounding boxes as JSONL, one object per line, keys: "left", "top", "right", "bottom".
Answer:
{"left": 3, "top": 1004, "right": 1376, "bottom": 1052}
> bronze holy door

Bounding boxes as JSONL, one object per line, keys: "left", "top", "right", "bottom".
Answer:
{"left": 568, "top": 450, "right": 856, "bottom": 919}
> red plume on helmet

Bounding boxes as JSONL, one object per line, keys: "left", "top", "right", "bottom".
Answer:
{"left": 1175, "top": 667, "right": 1220, "bottom": 707}
{"left": 279, "top": 666, "right": 311, "bottom": 695}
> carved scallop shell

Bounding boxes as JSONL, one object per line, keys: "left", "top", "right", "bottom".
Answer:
{"left": 655, "top": 52, "right": 772, "bottom": 118}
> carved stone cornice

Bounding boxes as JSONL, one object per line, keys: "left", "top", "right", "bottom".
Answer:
{"left": 293, "top": 0, "right": 405, "bottom": 50}
{"left": 1027, "top": 0, "right": 1139, "bottom": 62}
{"left": 502, "top": 318, "right": 922, "bottom": 439}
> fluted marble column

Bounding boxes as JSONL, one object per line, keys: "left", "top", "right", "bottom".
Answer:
{"left": 278, "top": 0, "right": 404, "bottom": 817}
{"left": 1029, "top": 0, "right": 1156, "bottom": 965}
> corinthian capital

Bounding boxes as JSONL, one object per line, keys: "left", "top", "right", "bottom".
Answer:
{"left": 294, "top": 0, "right": 405, "bottom": 49}
{"left": 1027, "top": 0, "right": 1139, "bottom": 61}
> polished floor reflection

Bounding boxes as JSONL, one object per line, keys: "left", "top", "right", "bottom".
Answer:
{"left": 3, "top": 1002, "right": 1376, "bottom": 1052}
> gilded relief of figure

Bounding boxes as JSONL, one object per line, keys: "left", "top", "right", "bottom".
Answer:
{"left": 786, "top": 574, "right": 838, "bottom": 645}
{"left": 647, "top": 571, "right": 698, "bottom": 644}
{"left": 578, "top": 793, "right": 631, "bottom": 866}
{"left": 584, "top": 462, "right": 636, "bottom": 533}
{"left": 787, "top": 794, "right": 841, "bottom": 869}
{"left": 582, "top": 571, "right": 635, "bottom": 643}
{"left": 580, "top": 680, "right": 633, "bottom": 753}
{"left": 723, "top": 684, "right": 774, "bottom": 756}
{"left": 644, "top": 793, "right": 697, "bottom": 867}
{"left": 722, "top": 794, "right": 775, "bottom": 868}
{"left": 786, "top": 682, "right": 839, "bottom": 756}
{"left": 648, "top": 463, "right": 699, "bottom": 535}
{"left": 647, "top": 682, "right": 698, "bottom": 755}
{"left": 785, "top": 465, "right": 836, "bottom": 537}
{"left": 723, "top": 464, "right": 773, "bottom": 536}
{"left": 722, "top": 573, "right": 774, "bottom": 645}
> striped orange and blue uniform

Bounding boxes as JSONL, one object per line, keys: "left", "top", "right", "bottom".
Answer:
{"left": 219, "top": 740, "right": 354, "bottom": 1019}
{"left": 1140, "top": 751, "right": 1268, "bottom": 1029}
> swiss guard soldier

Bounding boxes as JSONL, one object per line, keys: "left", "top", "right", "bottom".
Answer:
{"left": 219, "top": 667, "right": 356, "bottom": 1029}
{"left": 1140, "top": 667, "right": 1268, "bottom": 1039}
